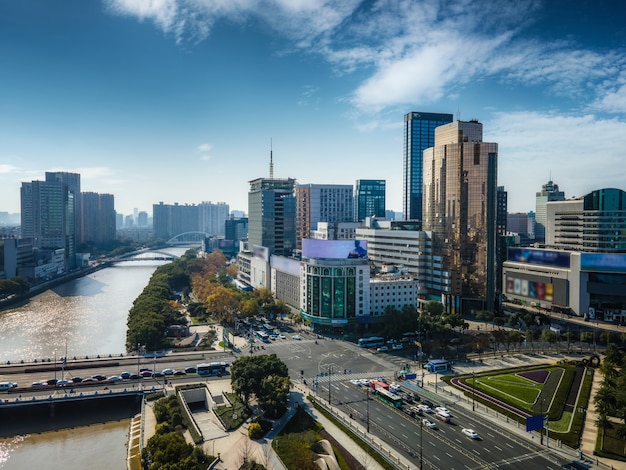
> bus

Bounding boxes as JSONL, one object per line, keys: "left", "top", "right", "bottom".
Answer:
{"left": 197, "top": 362, "right": 229, "bottom": 376}
{"left": 358, "top": 336, "right": 385, "bottom": 348}
{"left": 255, "top": 330, "right": 270, "bottom": 343}
{"left": 374, "top": 387, "right": 403, "bottom": 408}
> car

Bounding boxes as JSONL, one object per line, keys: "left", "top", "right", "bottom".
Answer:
{"left": 359, "top": 379, "right": 371, "bottom": 386}
{"left": 0, "top": 382, "right": 18, "bottom": 391}
{"left": 292, "top": 335, "right": 301, "bottom": 340}
{"left": 435, "top": 406, "right": 451, "bottom": 416}
{"left": 392, "top": 343, "right": 404, "bottom": 350}
{"left": 435, "top": 411, "right": 451, "bottom": 423}
{"left": 184, "top": 367, "right": 197, "bottom": 374}
{"left": 462, "top": 428, "right": 480, "bottom": 439}
{"left": 350, "top": 379, "right": 362, "bottom": 386}
{"left": 173, "top": 370, "right": 186, "bottom": 376}
{"left": 120, "top": 371, "right": 132, "bottom": 379}
{"left": 71, "top": 376, "right": 84, "bottom": 383}
{"left": 279, "top": 334, "right": 286, "bottom": 339}
{"left": 422, "top": 419, "right": 437, "bottom": 429}
{"left": 417, "top": 404, "right": 432, "bottom": 413}
{"left": 152, "top": 371, "right": 165, "bottom": 378}
{"left": 140, "top": 370, "right": 153, "bottom": 378}
{"left": 128, "top": 373, "right": 140, "bottom": 380}
{"left": 107, "top": 375, "right": 122, "bottom": 382}
{"left": 140, "top": 368, "right": 151, "bottom": 372}
{"left": 46, "top": 378, "right": 58, "bottom": 386}
{"left": 81, "top": 377, "right": 98, "bottom": 383}
{"left": 376, "top": 346, "right": 389, "bottom": 352}
{"left": 31, "top": 381, "right": 48, "bottom": 387}
{"left": 56, "top": 379, "right": 72, "bottom": 387}
{"left": 161, "top": 369, "right": 174, "bottom": 375}
{"left": 92, "top": 375, "right": 107, "bottom": 381}
{"left": 422, "top": 399, "right": 435, "bottom": 408}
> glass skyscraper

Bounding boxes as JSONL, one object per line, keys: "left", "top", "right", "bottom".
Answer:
{"left": 403, "top": 111, "right": 453, "bottom": 221}
{"left": 354, "top": 179, "right": 385, "bottom": 222}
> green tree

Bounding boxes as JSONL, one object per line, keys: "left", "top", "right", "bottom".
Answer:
{"left": 525, "top": 329, "right": 538, "bottom": 352}
{"left": 231, "top": 354, "right": 290, "bottom": 414}
{"left": 541, "top": 328, "right": 557, "bottom": 349}
{"left": 423, "top": 300, "right": 444, "bottom": 316}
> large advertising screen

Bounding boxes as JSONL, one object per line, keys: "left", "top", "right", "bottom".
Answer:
{"left": 508, "top": 248, "right": 570, "bottom": 268}
{"left": 581, "top": 253, "right": 626, "bottom": 273}
{"left": 302, "top": 239, "right": 368, "bottom": 259}
{"left": 506, "top": 276, "right": 553, "bottom": 301}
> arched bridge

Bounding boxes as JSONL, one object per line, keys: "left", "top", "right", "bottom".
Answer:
{"left": 166, "top": 232, "right": 210, "bottom": 245}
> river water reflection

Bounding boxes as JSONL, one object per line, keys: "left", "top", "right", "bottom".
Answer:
{"left": 0, "top": 247, "right": 187, "bottom": 468}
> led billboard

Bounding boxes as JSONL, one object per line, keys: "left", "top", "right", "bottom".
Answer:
{"left": 580, "top": 253, "right": 626, "bottom": 273}
{"left": 302, "top": 239, "right": 368, "bottom": 259}
{"left": 508, "top": 248, "right": 570, "bottom": 268}
{"left": 506, "top": 276, "right": 553, "bottom": 301}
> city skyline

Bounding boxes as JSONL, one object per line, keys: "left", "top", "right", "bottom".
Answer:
{"left": 1, "top": 1, "right": 626, "bottom": 217}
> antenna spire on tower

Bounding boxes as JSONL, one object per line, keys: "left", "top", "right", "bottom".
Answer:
{"left": 269, "top": 138, "right": 274, "bottom": 180}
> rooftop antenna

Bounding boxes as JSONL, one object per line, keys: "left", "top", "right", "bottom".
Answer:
{"left": 457, "top": 106, "right": 461, "bottom": 121}
{"left": 269, "top": 138, "right": 274, "bottom": 180}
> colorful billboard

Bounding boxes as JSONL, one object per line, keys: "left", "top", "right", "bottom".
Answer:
{"left": 506, "top": 276, "right": 553, "bottom": 301}
{"left": 508, "top": 248, "right": 570, "bottom": 268}
{"left": 302, "top": 239, "right": 368, "bottom": 259}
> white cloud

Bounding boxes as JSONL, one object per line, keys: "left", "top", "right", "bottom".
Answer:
{"left": 197, "top": 143, "right": 212, "bottom": 152}
{"left": 488, "top": 111, "right": 626, "bottom": 211}
{"left": 0, "top": 164, "right": 19, "bottom": 174}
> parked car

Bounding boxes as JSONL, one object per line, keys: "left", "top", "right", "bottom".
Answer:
{"left": 462, "top": 428, "right": 480, "bottom": 439}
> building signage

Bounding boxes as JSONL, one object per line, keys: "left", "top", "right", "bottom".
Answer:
{"left": 508, "top": 248, "right": 570, "bottom": 268}
{"left": 580, "top": 253, "right": 626, "bottom": 273}
{"left": 506, "top": 277, "right": 554, "bottom": 301}
{"left": 302, "top": 239, "right": 368, "bottom": 259}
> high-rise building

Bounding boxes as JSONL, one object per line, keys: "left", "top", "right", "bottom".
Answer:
{"left": 354, "top": 180, "right": 386, "bottom": 222}
{"left": 79, "top": 192, "right": 116, "bottom": 245}
{"left": 248, "top": 177, "right": 296, "bottom": 256}
{"left": 422, "top": 119, "right": 498, "bottom": 313}
{"left": 535, "top": 180, "right": 565, "bottom": 242}
{"left": 225, "top": 217, "right": 248, "bottom": 242}
{"left": 295, "top": 184, "right": 353, "bottom": 249}
{"left": 403, "top": 111, "right": 453, "bottom": 221}
{"left": 20, "top": 177, "right": 77, "bottom": 268}
{"left": 198, "top": 201, "right": 230, "bottom": 236}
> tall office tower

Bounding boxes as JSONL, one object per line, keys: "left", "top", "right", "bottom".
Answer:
{"left": 354, "top": 180, "right": 386, "bottom": 222}
{"left": 45, "top": 172, "right": 81, "bottom": 244}
{"left": 20, "top": 178, "right": 77, "bottom": 267}
{"left": 495, "top": 186, "right": 508, "bottom": 306}
{"left": 535, "top": 179, "right": 565, "bottom": 242}
{"left": 198, "top": 201, "right": 230, "bottom": 236}
{"left": 295, "top": 184, "right": 354, "bottom": 249}
{"left": 79, "top": 192, "right": 116, "bottom": 245}
{"left": 248, "top": 177, "right": 296, "bottom": 256}
{"left": 403, "top": 111, "right": 454, "bottom": 221}
{"left": 423, "top": 119, "right": 498, "bottom": 313}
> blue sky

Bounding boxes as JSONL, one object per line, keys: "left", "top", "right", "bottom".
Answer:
{"left": 1, "top": 0, "right": 626, "bottom": 217}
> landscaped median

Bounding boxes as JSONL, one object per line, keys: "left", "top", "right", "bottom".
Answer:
{"left": 445, "top": 358, "right": 595, "bottom": 448}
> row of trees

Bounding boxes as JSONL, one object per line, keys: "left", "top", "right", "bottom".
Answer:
{"left": 594, "top": 344, "right": 626, "bottom": 453}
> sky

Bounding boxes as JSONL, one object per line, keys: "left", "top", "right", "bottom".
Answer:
{"left": 1, "top": 0, "right": 626, "bottom": 218}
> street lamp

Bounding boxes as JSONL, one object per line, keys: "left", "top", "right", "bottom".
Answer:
{"left": 328, "top": 365, "right": 333, "bottom": 405}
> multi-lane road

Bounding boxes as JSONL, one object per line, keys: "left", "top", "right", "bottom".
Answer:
{"left": 1, "top": 329, "right": 584, "bottom": 469}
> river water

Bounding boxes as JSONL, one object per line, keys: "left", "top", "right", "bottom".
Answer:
{"left": 0, "top": 248, "right": 187, "bottom": 469}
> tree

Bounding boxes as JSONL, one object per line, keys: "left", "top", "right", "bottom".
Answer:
{"left": 423, "top": 300, "right": 444, "bottom": 316}
{"left": 231, "top": 354, "right": 290, "bottom": 414}
{"left": 525, "top": 329, "right": 538, "bottom": 352}
{"left": 205, "top": 285, "right": 240, "bottom": 323}
{"left": 541, "top": 329, "right": 557, "bottom": 349}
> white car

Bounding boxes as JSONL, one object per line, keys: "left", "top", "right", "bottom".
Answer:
{"left": 376, "top": 346, "right": 389, "bottom": 352}
{"left": 0, "top": 382, "right": 18, "bottom": 391}
{"left": 462, "top": 428, "right": 480, "bottom": 439}
{"left": 422, "top": 419, "right": 437, "bottom": 429}
{"left": 292, "top": 335, "right": 301, "bottom": 340}
{"left": 417, "top": 404, "right": 432, "bottom": 413}
{"left": 350, "top": 379, "right": 362, "bottom": 386}
{"left": 107, "top": 375, "right": 123, "bottom": 382}
{"left": 392, "top": 343, "right": 404, "bottom": 350}
{"left": 279, "top": 334, "right": 286, "bottom": 339}
{"left": 435, "top": 406, "right": 451, "bottom": 416}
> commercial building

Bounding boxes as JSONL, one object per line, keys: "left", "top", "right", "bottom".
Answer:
{"left": 311, "top": 221, "right": 361, "bottom": 241}
{"left": 422, "top": 119, "right": 498, "bottom": 313}
{"left": 153, "top": 201, "right": 229, "bottom": 240}
{"left": 79, "top": 192, "right": 116, "bottom": 245}
{"left": 403, "top": 111, "right": 453, "bottom": 221}
{"left": 503, "top": 188, "right": 626, "bottom": 322}
{"left": 248, "top": 177, "right": 296, "bottom": 257}
{"left": 295, "top": 184, "right": 353, "bottom": 249}
{"left": 354, "top": 180, "right": 385, "bottom": 222}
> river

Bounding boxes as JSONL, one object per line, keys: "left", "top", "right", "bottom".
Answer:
{"left": 0, "top": 247, "right": 188, "bottom": 469}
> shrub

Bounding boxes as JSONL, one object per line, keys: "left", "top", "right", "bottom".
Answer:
{"left": 248, "top": 422, "right": 264, "bottom": 439}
